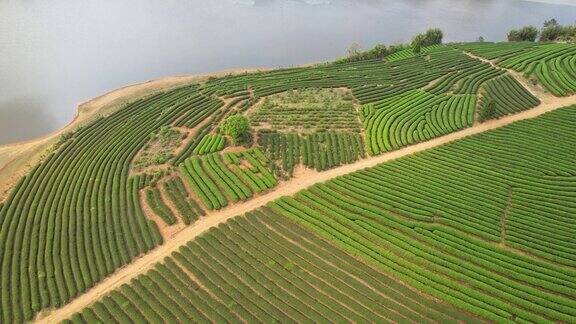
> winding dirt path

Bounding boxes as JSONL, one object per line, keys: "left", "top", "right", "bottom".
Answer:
{"left": 464, "top": 52, "right": 557, "bottom": 103}
{"left": 36, "top": 89, "right": 576, "bottom": 323}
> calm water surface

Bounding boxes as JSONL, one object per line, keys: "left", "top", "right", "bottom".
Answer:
{"left": 1, "top": 0, "right": 575, "bottom": 144}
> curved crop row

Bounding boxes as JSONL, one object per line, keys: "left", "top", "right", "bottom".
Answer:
{"left": 162, "top": 178, "right": 204, "bottom": 225}
{"left": 0, "top": 84, "right": 208, "bottom": 322}
{"left": 65, "top": 210, "right": 478, "bottom": 323}
{"left": 269, "top": 106, "right": 576, "bottom": 322}
{"left": 145, "top": 187, "right": 176, "bottom": 225}
{"left": 179, "top": 149, "right": 277, "bottom": 210}
{"left": 180, "top": 156, "right": 227, "bottom": 210}
{"left": 192, "top": 134, "right": 225, "bottom": 155}
{"left": 478, "top": 74, "right": 541, "bottom": 121}
{"left": 364, "top": 90, "right": 455, "bottom": 154}
{"left": 495, "top": 43, "right": 576, "bottom": 96}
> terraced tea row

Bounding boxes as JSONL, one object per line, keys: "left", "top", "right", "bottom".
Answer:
{"left": 258, "top": 131, "right": 364, "bottom": 178}
{"left": 161, "top": 177, "right": 205, "bottom": 225}
{"left": 463, "top": 42, "right": 576, "bottom": 96}
{"left": 179, "top": 149, "right": 276, "bottom": 210}
{"left": 64, "top": 211, "right": 479, "bottom": 324}
{"left": 192, "top": 134, "right": 225, "bottom": 155}
{"left": 363, "top": 90, "right": 476, "bottom": 154}
{"left": 204, "top": 47, "right": 487, "bottom": 105}
{"left": 0, "top": 85, "right": 220, "bottom": 323}
{"left": 63, "top": 105, "right": 576, "bottom": 323}
{"left": 478, "top": 74, "right": 541, "bottom": 121}
{"left": 271, "top": 106, "right": 576, "bottom": 322}
{"left": 1, "top": 42, "right": 573, "bottom": 322}
{"left": 145, "top": 187, "right": 176, "bottom": 225}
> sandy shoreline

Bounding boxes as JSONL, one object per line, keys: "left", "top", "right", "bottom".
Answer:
{"left": 0, "top": 66, "right": 270, "bottom": 201}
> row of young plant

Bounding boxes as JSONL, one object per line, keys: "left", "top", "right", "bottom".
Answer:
{"left": 0, "top": 84, "right": 209, "bottom": 322}
{"left": 65, "top": 209, "right": 478, "bottom": 323}
{"left": 478, "top": 74, "right": 541, "bottom": 121}
{"left": 162, "top": 177, "right": 205, "bottom": 225}
{"left": 249, "top": 88, "right": 361, "bottom": 132}
{"left": 179, "top": 148, "right": 276, "bottom": 210}
{"left": 144, "top": 187, "right": 176, "bottom": 225}
{"left": 257, "top": 130, "right": 365, "bottom": 178}
{"left": 192, "top": 134, "right": 225, "bottom": 155}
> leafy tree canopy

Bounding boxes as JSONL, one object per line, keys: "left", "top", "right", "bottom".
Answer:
{"left": 507, "top": 26, "right": 539, "bottom": 42}
{"left": 221, "top": 114, "right": 250, "bottom": 144}
{"left": 411, "top": 28, "right": 443, "bottom": 53}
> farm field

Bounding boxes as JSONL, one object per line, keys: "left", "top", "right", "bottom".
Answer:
{"left": 271, "top": 106, "right": 576, "bottom": 323}
{"left": 64, "top": 211, "right": 481, "bottom": 323}
{"left": 249, "top": 88, "right": 361, "bottom": 132}
{"left": 0, "top": 41, "right": 575, "bottom": 323}
{"left": 64, "top": 105, "right": 576, "bottom": 323}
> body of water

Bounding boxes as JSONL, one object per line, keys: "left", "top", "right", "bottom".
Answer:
{"left": 1, "top": 0, "right": 575, "bottom": 144}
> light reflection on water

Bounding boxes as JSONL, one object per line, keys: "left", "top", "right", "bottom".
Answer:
{"left": 1, "top": 0, "right": 575, "bottom": 144}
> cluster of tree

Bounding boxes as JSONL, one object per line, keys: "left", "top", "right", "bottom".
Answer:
{"left": 540, "top": 19, "right": 576, "bottom": 42}
{"left": 507, "top": 26, "right": 539, "bottom": 42}
{"left": 410, "top": 28, "right": 443, "bottom": 54}
{"left": 507, "top": 19, "right": 576, "bottom": 42}
{"left": 339, "top": 28, "right": 443, "bottom": 63}
{"left": 339, "top": 43, "right": 410, "bottom": 63}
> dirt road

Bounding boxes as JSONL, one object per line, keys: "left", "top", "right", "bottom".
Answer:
{"left": 37, "top": 88, "right": 576, "bottom": 322}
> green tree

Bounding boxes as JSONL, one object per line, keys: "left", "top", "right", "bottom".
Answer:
{"left": 540, "top": 19, "right": 576, "bottom": 42}
{"left": 411, "top": 28, "right": 443, "bottom": 53}
{"left": 507, "top": 26, "right": 538, "bottom": 42}
{"left": 423, "top": 28, "right": 443, "bottom": 46}
{"left": 346, "top": 43, "right": 361, "bottom": 58}
{"left": 221, "top": 114, "right": 250, "bottom": 145}
{"left": 540, "top": 24, "right": 564, "bottom": 41}
{"left": 543, "top": 18, "right": 558, "bottom": 28}
{"left": 412, "top": 39, "right": 422, "bottom": 54}
{"left": 366, "top": 43, "right": 387, "bottom": 58}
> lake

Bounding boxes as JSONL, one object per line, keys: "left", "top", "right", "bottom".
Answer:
{"left": 1, "top": 0, "right": 575, "bottom": 144}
